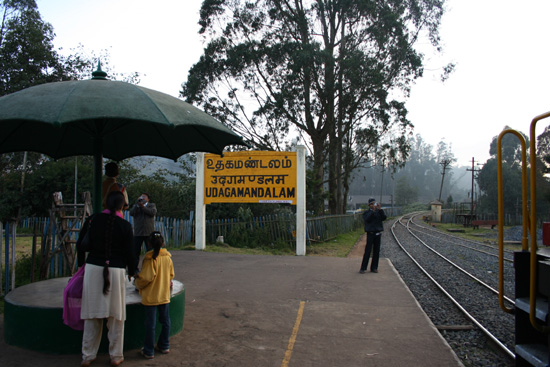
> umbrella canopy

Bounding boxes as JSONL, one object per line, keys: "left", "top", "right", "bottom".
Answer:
{"left": 0, "top": 67, "right": 248, "bottom": 211}
{"left": 0, "top": 75, "right": 245, "bottom": 161}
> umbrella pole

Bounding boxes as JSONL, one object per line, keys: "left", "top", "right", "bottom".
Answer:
{"left": 93, "top": 139, "right": 103, "bottom": 214}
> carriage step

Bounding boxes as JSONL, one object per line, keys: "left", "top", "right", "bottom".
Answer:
{"left": 516, "top": 344, "right": 549, "bottom": 367}
{"left": 516, "top": 297, "right": 549, "bottom": 322}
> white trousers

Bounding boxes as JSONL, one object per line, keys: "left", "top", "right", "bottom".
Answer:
{"left": 82, "top": 318, "right": 125, "bottom": 361}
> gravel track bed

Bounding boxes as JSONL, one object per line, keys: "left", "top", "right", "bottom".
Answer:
{"left": 406, "top": 223, "right": 516, "bottom": 299}
{"left": 409, "top": 221, "right": 515, "bottom": 262}
{"left": 381, "top": 218, "right": 515, "bottom": 367}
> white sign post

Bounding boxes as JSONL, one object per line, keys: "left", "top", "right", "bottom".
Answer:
{"left": 195, "top": 153, "right": 206, "bottom": 250}
{"left": 195, "top": 146, "right": 307, "bottom": 255}
{"left": 295, "top": 146, "right": 306, "bottom": 255}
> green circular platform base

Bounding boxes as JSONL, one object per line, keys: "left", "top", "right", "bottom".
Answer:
{"left": 4, "top": 277, "right": 185, "bottom": 354}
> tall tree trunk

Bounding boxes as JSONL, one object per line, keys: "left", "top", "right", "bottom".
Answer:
{"left": 311, "top": 134, "right": 326, "bottom": 215}
{"left": 333, "top": 13, "right": 347, "bottom": 215}
{"left": 341, "top": 135, "right": 352, "bottom": 213}
{"left": 328, "top": 136, "right": 338, "bottom": 214}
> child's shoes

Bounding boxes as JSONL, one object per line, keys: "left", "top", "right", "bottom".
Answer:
{"left": 140, "top": 349, "right": 154, "bottom": 359}
{"left": 155, "top": 345, "right": 170, "bottom": 354}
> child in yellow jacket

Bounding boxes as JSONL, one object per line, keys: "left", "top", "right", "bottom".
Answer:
{"left": 134, "top": 232, "right": 174, "bottom": 359}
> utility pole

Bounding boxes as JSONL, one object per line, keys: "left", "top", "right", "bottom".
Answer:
{"left": 16, "top": 151, "right": 28, "bottom": 227}
{"left": 379, "top": 158, "right": 385, "bottom": 205}
{"left": 466, "top": 157, "right": 481, "bottom": 214}
{"left": 438, "top": 158, "right": 453, "bottom": 202}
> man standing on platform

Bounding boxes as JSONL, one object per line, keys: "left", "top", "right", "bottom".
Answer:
{"left": 130, "top": 193, "right": 157, "bottom": 269}
{"left": 359, "top": 198, "right": 387, "bottom": 274}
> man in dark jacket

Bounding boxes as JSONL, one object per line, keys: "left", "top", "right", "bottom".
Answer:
{"left": 360, "top": 198, "right": 387, "bottom": 274}
{"left": 129, "top": 192, "right": 157, "bottom": 269}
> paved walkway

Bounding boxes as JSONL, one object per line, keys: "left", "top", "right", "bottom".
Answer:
{"left": 1, "top": 239, "right": 462, "bottom": 366}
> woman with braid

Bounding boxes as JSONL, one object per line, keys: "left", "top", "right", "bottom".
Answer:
{"left": 77, "top": 190, "right": 136, "bottom": 367}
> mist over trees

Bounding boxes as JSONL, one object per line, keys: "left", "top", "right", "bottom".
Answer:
{"left": 347, "top": 134, "right": 468, "bottom": 208}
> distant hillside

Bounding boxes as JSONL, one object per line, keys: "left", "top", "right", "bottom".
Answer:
{"left": 127, "top": 156, "right": 194, "bottom": 181}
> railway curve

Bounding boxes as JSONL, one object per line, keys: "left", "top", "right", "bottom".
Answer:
{"left": 381, "top": 214, "right": 516, "bottom": 366}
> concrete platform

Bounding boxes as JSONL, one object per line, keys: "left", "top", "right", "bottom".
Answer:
{"left": 170, "top": 251, "right": 463, "bottom": 367}
{"left": 3, "top": 277, "right": 184, "bottom": 354}
{"left": 1, "top": 250, "right": 462, "bottom": 366}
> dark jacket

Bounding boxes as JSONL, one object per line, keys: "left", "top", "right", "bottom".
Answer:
{"left": 363, "top": 208, "right": 387, "bottom": 233}
{"left": 129, "top": 202, "right": 157, "bottom": 236}
{"left": 77, "top": 213, "right": 136, "bottom": 276}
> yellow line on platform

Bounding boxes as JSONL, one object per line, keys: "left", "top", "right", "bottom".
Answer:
{"left": 281, "top": 301, "right": 306, "bottom": 367}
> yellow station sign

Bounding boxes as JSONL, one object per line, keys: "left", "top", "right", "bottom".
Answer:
{"left": 204, "top": 151, "right": 297, "bottom": 204}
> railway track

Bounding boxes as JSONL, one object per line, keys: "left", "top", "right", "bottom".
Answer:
{"left": 408, "top": 216, "right": 515, "bottom": 263}
{"left": 387, "top": 215, "right": 516, "bottom": 366}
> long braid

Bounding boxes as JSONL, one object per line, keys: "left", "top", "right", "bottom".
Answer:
{"left": 103, "top": 191, "right": 125, "bottom": 295}
{"left": 148, "top": 231, "right": 164, "bottom": 260}
{"left": 102, "top": 211, "right": 115, "bottom": 295}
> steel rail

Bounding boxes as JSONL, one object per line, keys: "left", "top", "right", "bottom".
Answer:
{"left": 408, "top": 213, "right": 515, "bottom": 257}
{"left": 390, "top": 217, "right": 515, "bottom": 360}
{"left": 399, "top": 217, "right": 514, "bottom": 304}
{"left": 407, "top": 219, "right": 514, "bottom": 263}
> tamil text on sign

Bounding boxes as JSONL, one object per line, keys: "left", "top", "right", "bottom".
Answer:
{"left": 204, "top": 151, "right": 297, "bottom": 204}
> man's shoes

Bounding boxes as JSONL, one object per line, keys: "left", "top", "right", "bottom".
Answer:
{"left": 110, "top": 357, "right": 124, "bottom": 366}
{"left": 371, "top": 269, "right": 378, "bottom": 273}
{"left": 359, "top": 270, "right": 366, "bottom": 274}
{"left": 81, "top": 358, "right": 96, "bottom": 367}
{"left": 140, "top": 349, "right": 154, "bottom": 360}
{"left": 155, "top": 345, "right": 170, "bottom": 354}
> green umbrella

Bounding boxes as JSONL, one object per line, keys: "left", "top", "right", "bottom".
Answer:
{"left": 0, "top": 66, "right": 247, "bottom": 212}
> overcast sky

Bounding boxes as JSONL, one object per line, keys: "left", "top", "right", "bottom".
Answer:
{"left": 37, "top": 0, "right": 550, "bottom": 168}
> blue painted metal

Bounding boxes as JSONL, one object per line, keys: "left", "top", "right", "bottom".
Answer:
{"left": 50, "top": 227, "right": 55, "bottom": 276}
{"left": 4, "top": 221, "right": 9, "bottom": 293}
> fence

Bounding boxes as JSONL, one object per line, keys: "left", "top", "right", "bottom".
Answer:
{"left": 441, "top": 211, "right": 550, "bottom": 227}
{"left": 1, "top": 212, "right": 364, "bottom": 292}
{"left": 307, "top": 214, "right": 363, "bottom": 242}
{"left": 16, "top": 213, "right": 365, "bottom": 248}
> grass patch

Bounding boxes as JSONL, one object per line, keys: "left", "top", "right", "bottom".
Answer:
{"left": 307, "top": 228, "right": 363, "bottom": 257}
{"left": 191, "top": 228, "right": 363, "bottom": 257}
{"left": 425, "top": 222, "right": 523, "bottom": 250}
{"left": 6, "top": 235, "right": 41, "bottom": 261}
{"left": 202, "top": 244, "right": 295, "bottom": 256}
{"left": 428, "top": 222, "right": 497, "bottom": 241}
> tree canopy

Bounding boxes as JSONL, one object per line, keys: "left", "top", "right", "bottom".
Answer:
{"left": 183, "top": 0, "right": 450, "bottom": 214}
{"left": 538, "top": 125, "right": 550, "bottom": 174}
{"left": 0, "top": 0, "right": 64, "bottom": 95}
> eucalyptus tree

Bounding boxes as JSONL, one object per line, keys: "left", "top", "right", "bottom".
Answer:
{"left": 537, "top": 125, "right": 550, "bottom": 174}
{"left": 0, "top": 0, "right": 65, "bottom": 95}
{"left": 182, "top": 0, "right": 449, "bottom": 214}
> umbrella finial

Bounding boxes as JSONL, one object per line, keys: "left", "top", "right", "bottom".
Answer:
{"left": 92, "top": 60, "right": 108, "bottom": 80}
